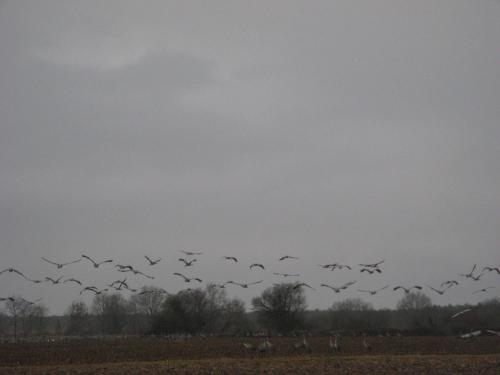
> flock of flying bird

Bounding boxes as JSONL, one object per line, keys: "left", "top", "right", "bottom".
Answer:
{"left": 0, "top": 252, "right": 499, "bottom": 309}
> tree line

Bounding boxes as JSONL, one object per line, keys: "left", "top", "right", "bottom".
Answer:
{"left": 1, "top": 283, "right": 499, "bottom": 340}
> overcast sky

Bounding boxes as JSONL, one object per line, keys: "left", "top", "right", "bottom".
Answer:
{"left": 1, "top": 1, "right": 499, "bottom": 315}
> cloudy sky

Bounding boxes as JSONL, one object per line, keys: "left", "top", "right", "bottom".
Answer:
{"left": 1, "top": 1, "right": 499, "bottom": 314}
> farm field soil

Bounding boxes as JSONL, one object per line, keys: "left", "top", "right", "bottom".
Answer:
{"left": 2, "top": 355, "right": 500, "bottom": 374}
{"left": 0, "top": 337, "right": 499, "bottom": 374}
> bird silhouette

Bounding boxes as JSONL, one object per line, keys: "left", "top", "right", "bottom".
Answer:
{"left": 321, "top": 281, "right": 356, "bottom": 293}
{"left": 178, "top": 258, "right": 197, "bottom": 267}
{"left": 279, "top": 255, "right": 299, "bottom": 261}
{"left": 358, "top": 285, "right": 388, "bottom": 295}
{"left": 63, "top": 278, "right": 82, "bottom": 285}
{"left": 393, "top": 285, "right": 422, "bottom": 294}
{"left": 81, "top": 255, "right": 113, "bottom": 268}
{"left": 426, "top": 285, "right": 448, "bottom": 295}
{"left": 293, "top": 282, "right": 315, "bottom": 290}
{"left": 472, "top": 286, "right": 494, "bottom": 295}
{"left": 249, "top": 263, "right": 265, "bottom": 270}
{"left": 440, "top": 280, "right": 459, "bottom": 288}
{"left": 359, "top": 259, "right": 385, "bottom": 268}
{"left": 360, "top": 267, "right": 382, "bottom": 274}
{"left": 451, "top": 308, "right": 473, "bottom": 319}
{"left": 41, "top": 257, "right": 81, "bottom": 269}
{"left": 226, "top": 280, "right": 263, "bottom": 288}
{"left": 45, "top": 276, "right": 64, "bottom": 285}
{"left": 144, "top": 256, "right": 161, "bottom": 265}
{"left": 173, "top": 272, "right": 202, "bottom": 283}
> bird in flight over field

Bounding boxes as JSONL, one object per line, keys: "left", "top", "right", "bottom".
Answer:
{"left": 144, "top": 256, "right": 161, "bottom": 266}
{"left": 81, "top": 255, "right": 113, "bottom": 268}
{"left": 41, "top": 257, "right": 81, "bottom": 269}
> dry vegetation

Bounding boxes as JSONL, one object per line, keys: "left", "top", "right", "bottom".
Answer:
{"left": 1, "top": 336, "right": 500, "bottom": 374}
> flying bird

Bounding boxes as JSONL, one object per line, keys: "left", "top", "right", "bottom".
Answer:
{"left": 441, "top": 280, "right": 459, "bottom": 288}
{"left": 45, "top": 276, "right": 64, "bottom": 285}
{"left": 451, "top": 308, "right": 473, "bottom": 319}
{"left": 0, "top": 268, "right": 28, "bottom": 278}
{"left": 482, "top": 266, "right": 500, "bottom": 274}
{"left": 458, "top": 264, "right": 483, "bottom": 280}
{"left": 115, "top": 264, "right": 134, "bottom": 271}
{"left": 226, "top": 280, "right": 263, "bottom": 288}
{"left": 223, "top": 256, "right": 238, "bottom": 263}
{"left": 249, "top": 263, "right": 265, "bottom": 270}
{"left": 108, "top": 278, "right": 129, "bottom": 290}
{"left": 41, "top": 257, "right": 81, "bottom": 269}
{"left": 173, "top": 272, "right": 202, "bottom": 283}
{"left": 131, "top": 269, "right": 154, "bottom": 279}
{"left": 472, "top": 286, "right": 494, "bottom": 295}
{"left": 358, "top": 285, "right": 389, "bottom": 295}
{"left": 80, "top": 286, "right": 108, "bottom": 295}
{"left": 144, "top": 256, "right": 161, "bottom": 266}
{"left": 318, "top": 263, "right": 337, "bottom": 269}
{"left": 321, "top": 281, "right": 356, "bottom": 293}
{"left": 63, "top": 278, "right": 82, "bottom": 285}
{"left": 360, "top": 268, "right": 382, "bottom": 274}
{"left": 181, "top": 251, "right": 203, "bottom": 256}
{"left": 393, "top": 285, "right": 423, "bottom": 294}
{"left": 426, "top": 285, "right": 448, "bottom": 295}
{"left": 0, "top": 297, "right": 15, "bottom": 302}
{"left": 81, "top": 255, "right": 113, "bottom": 268}
{"left": 293, "top": 282, "right": 315, "bottom": 290}
{"left": 279, "top": 255, "right": 299, "bottom": 261}
{"left": 178, "top": 258, "right": 197, "bottom": 267}
{"left": 359, "top": 259, "right": 385, "bottom": 268}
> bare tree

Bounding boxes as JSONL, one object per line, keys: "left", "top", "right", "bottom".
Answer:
{"left": 129, "top": 286, "right": 166, "bottom": 317}
{"left": 331, "top": 298, "right": 373, "bottom": 312}
{"left": 66, "top": 300, "right": 90, "bottom": 335}
{"left": 251, "top": 283, "right": 307, "bottom": 333}
{"left": 397, "top": 292, "right": 432, "bottom": 311}
{"left": 92, "top": 293, "right": 128, "bottom": 335}
{"left": 397, "top": 292, "right": 433, "bottom": 333}
{"left": 329, "top": 298, "right": 375, "bottom": 331}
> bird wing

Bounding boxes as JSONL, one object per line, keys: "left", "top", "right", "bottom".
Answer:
{"left": 41, "top": 257, "right": 59, "bottom": 266}
{"left": 81, "top": 255, "right": 96, "bottom": 265}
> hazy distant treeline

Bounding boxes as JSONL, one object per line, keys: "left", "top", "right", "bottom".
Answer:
{"left": 1, "top": 283, "right": 499, "bottom": 339}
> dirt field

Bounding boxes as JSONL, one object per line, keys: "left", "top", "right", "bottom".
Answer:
{"left": 1, "top": 336, "right": 499, "bottom": 374}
